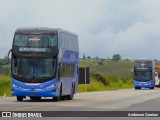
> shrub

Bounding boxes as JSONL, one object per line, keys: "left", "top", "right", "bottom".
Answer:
{"left": 90, "top": 74, "right": 109, "bottom": 86}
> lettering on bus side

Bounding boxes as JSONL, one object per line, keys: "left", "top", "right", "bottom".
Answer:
{"left": 70, "top": 53, "right": 76, "bottom": 62}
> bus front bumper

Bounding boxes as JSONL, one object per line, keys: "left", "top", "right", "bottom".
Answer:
{"left": 12, "top": 87, "right": 57, "bottom": 97}
{"left": 11, "top": 78, "right": 60, "bottom": 97}
{"left": 134, "top": 80, "right": 153, "bottom": 88}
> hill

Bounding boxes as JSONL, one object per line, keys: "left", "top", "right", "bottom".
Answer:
{"left": 79, "top": 58, "right": 133, "bottom": 78}
{"left": 78, "top": 58, "right": 134, "bottom": 92}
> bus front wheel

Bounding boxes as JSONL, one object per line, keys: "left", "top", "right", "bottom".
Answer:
{"left": 135, "top": 87, "right": 141, "bottom": 90}
{"left": 53, "top": 96, "right": 60, "bottom": 101}
{"left": 53, "top": 85, "right": 62, "bottom": 102}
{"left": 17, "top": 96, "right": 23, "bottom": 101}
{"left": 150, "top": 87, "right": 154, "bottom": 89}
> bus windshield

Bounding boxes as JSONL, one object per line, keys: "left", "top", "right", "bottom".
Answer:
{"left": 134, "top": 71, "right": 152, "bottom": 81}
{"left": 14, "top": 34, "right": 57, "bottom": 47}
{"left": 134, "top": 62, "right": 152, "bottom": 68}
{"left": 12, "top": 57, "right": 56, "bottom": 83}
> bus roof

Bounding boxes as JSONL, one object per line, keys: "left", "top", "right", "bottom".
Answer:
{"left": 134, "top": 59, "right": 153, "bottom": 63}
{"left": 15, "top": 27, "right": 78, "bottom": 36}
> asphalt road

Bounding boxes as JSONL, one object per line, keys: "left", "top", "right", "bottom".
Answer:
{"left": 1, "top": 88, "right": 160, "bottom": 120}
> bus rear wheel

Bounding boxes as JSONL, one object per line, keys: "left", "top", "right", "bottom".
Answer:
{"left": 67, "top": 85, "right": 74, "bottom": 100}
{"left": 17, "top": 96, "right": 23, "bottom": 101}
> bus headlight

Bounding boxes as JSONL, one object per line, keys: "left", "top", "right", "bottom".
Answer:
{"left": 12, "top": 84, "right": 22, "bottom": 89}
{"left": 13, "top": 84, "right": 18, "bottom": 88}
{"left": 46, "top": 84, "right": 55, "bottom": 90}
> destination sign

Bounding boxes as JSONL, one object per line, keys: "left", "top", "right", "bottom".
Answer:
{"left": 140, "top": 63, "right": 145, "bottom": 66}
{"left": 29, "top": 38, "right": 40, "bottom": 42}
{"left": 19, "top": 47, "right": 51, "bottom": 52}
{"left": 136, "top": 68, "right": 149, "bottom": 70}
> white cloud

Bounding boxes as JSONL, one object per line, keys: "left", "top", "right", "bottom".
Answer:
{"left": 1, "top": 0, "right": 160, "bottom": 59}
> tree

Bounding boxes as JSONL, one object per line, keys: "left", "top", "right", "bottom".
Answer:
{"left": 95, "top": 56, "right": 99, "bottom": 61}
{"left": 87, "top": 56, "right": 91, "bottom": 59}
{"left": 0, "top": 62, "right": 2, "bottom": 68}
{"left": 83, "top": 54, "right": 86, "bottom": 60}
{"left": 98, "top": 61, "right": 103, "bottom": 65}
{"left": 0, "top": 59, "right": 3, "bottom": 68}
{"left": 112, "top": 54, "right": 121, "bottom": 62}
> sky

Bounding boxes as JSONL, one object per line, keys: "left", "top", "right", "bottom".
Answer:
{"left": 1, "top": 0, "right": 160, "bottom": 59}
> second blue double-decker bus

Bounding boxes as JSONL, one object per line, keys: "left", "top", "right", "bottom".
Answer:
{"left": 10, "top": 27, "right": 79, "bottom": 101}
{"left": 133, "top": 60, "right": 155, "bottom": 90}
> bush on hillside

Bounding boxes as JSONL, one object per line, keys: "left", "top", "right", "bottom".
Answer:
{"left": 91, "top": 74, "right": 109, "bottom": 86}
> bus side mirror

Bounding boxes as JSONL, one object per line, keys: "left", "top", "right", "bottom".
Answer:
{"left": 4, "top": 49, "right": 12, "bottom": 64}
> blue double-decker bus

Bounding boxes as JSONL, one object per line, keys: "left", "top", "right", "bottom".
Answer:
{"left": 133, "top": 60, "right": 155, "bottom": 90}
{"left": 9, "top": 27, "right": 79, "bottom": 101}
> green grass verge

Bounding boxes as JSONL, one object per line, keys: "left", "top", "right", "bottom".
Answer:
{"left": 0, "top": 74, "right": 11, "bottom": 96}
{"left": 78, "top": 75, "right": 133, "bottom": 92}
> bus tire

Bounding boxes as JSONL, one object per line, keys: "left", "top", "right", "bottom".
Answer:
{"left": 135, "top": 87, "right": 141, "bottom": 90}
{"left": 17, "top": 96, "right": 23, "bottom": 101}
{"left": 53, "top": 84, "right": 62, "bottom": 102}
{"left": 150, "top": 87, "right": 154, "bottom": 89}
{"left": 53, "top": 96, "right": 60, "bottom": 102}
{"left": 67, "top": 84, "right": 74, "bottom": 100}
